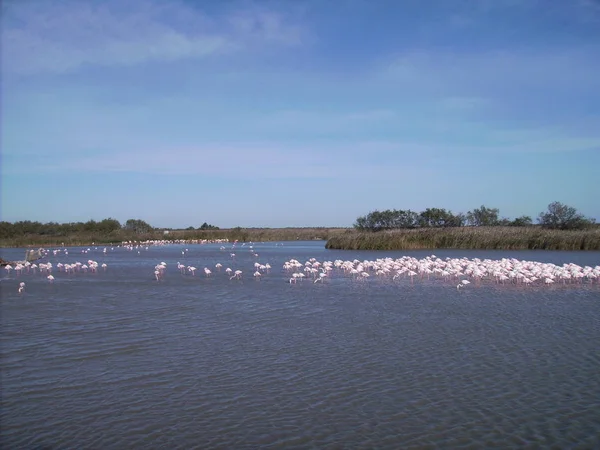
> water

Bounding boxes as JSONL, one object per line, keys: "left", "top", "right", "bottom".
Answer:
{"left": 1, "top": 241, "right": 599, "bottom": 449}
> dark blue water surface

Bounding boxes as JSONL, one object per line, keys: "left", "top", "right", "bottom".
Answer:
{"left": 1, "top": 241, "right": 599, "bottom": 449}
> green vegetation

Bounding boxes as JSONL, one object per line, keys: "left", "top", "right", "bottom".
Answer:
{"left": 0, "top": 218, "right": 346, "bottom": 247}
{"left": 353, "top": 202, "right": 595, "bottom": 232}
{"left": 1, "top": 202, "right": 596, "bottom": 250}
{"left": 330, "top": 202, "right": 598, "bottom": 250}
{"left": 326, "top": 226, "right": 600, "bottom": 251}
{"left": 536, "top": 201, "right": 595, "bottom": 230}
{"left": 198, "top": 222, "right": 219, "bottom": 230}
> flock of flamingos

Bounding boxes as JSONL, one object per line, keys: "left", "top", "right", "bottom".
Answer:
{"left": 3, "top": 239, "right": 600, "bottom": 295}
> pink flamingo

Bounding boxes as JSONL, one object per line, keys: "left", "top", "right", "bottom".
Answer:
{"left": 230, "top": 270, "right": 242, "bottom": 280}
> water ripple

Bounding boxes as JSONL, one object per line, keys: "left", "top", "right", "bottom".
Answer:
{"left": 1, "top": 243, "right": 599, "bottom": 449}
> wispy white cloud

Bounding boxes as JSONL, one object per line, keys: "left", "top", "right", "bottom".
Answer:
{"left": 4, "top": 128, "right": 598, "bottom": 182}
{"left": 1, "top": 0, "right": 307, "bottom": 75}
{"left": 1, "top": 138, "right": 442, "bottom": 179}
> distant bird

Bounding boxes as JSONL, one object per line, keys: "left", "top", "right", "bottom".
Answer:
{"left": 457, "top": 280, "right": 470, "bottom": 290}
{"left": 230, "top": 270, "right": 242, "bottom": 280}
{"left": 314, "top": 272, "right": 327, "bottom": 283}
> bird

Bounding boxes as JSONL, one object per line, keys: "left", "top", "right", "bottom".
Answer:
{"left": 314, "top": 272, "right": 327, "bottom": 283}
{"left": 457, "top": 280, "right": 470, "bottom": 290}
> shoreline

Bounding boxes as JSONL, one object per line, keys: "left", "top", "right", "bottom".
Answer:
{"left": 1, "top": 226, "right": 599, "bottom": 251}
{"left": 0, "top": 228, "right": 346, "bottom": 249}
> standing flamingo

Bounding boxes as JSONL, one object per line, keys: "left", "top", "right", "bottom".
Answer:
{"left": 230, "top": 270, "right": 242, "bottom": 280}
{"left": 314, "top": 272, "right": 327, "bottom": 283}
{"left": 457, "top": 280, "right": 470, "bottom": 290}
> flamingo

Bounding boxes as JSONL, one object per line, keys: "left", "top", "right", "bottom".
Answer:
{"left": 457, "top": 280, "right": 470, "bottom": 290}
{"left": 314, "top": 272, "right": 327, "bottom": 283}
{"left": 230, "top": 270, "right": 242, "bottom": 280}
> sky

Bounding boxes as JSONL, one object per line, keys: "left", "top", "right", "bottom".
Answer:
{"left": 2, "top": 0, "right": 599, "bottom": 228}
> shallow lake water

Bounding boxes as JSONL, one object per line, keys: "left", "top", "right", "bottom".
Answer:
{"left": 1, "top": 241, "right": 599, "bottom": 449}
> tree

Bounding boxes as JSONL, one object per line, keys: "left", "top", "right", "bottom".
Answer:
{"left": 0, "top": 221, "right": 14, "bottom": 239}
{"left": 355, "top": 208, "right": 462, "bottom": 231}
{"left": 392, "top": 210, "right": 420, "bottom": 228}
{"left": 498, "top": 218, "right": 512, "bottom": 226}
{"left": 353, "top": 210, "right": 390, "bottom": 232}
{"left": 354, "top": 215, "right": 369, "bottom": 231}
{"left": 466, "top": 205, "right": 500, "bottom": 226}
{"left": 199, "top": 222, "right": 219, "bottom": 230}
{"left": 123, "top": 219, "right": 153, "bottom": 233}
{"left": 98, "top": 218, "right": 121, "bottom": 233}
{"left": 83, "top": 220, "right": 98, "bottom": 232}
{"left": 537, "top": 202, "right": 595, "bottom": 230}
{"left": 510, "top": 215, "right": 533, "bottom": 227}
{"left": 418, "top": 208, "right": 461, "bottom": 227}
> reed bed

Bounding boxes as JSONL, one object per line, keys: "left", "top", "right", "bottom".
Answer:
{"left": 325, "top": 227, "right": 600, "bottom": 251}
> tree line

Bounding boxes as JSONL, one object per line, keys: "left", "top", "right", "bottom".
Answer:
{"left": 0, "top": 218, "right": 219, "bottom": 239}
{"left": 354, "top": 202, "right": 596, "bottom": 232}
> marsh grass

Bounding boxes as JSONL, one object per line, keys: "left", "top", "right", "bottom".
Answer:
{"left": 3, "top": 226, "right": 598, "bottom": 251}
{"left": 325, "top": 227, "right": 600, "bottom": 251}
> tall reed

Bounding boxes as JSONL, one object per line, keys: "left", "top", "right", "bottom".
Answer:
{"left": 325, "top": 227, "right": 600, "bottom": 251}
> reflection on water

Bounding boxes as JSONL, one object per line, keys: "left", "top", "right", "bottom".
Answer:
{"left": 1, "top": 242, "right": 599, "bottom": 449}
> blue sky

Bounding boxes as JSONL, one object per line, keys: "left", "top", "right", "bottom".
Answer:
{"left": 2, "top": 0, "right": 599, "bottom": 228}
